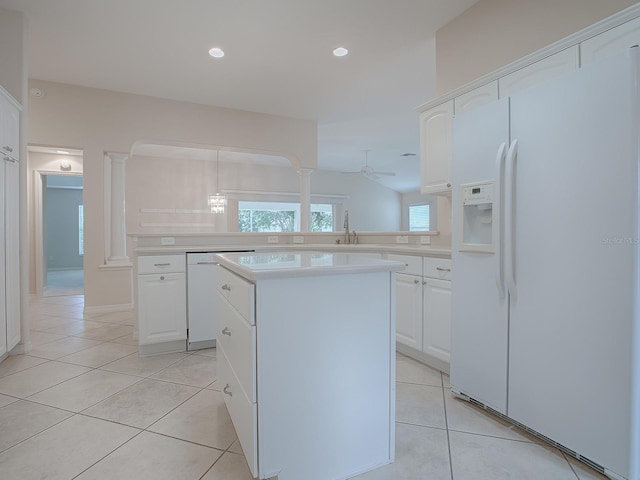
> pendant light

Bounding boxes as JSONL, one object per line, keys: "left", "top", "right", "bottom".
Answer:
{"left": 208, "top": 150, "right": 227, "bottom": 214}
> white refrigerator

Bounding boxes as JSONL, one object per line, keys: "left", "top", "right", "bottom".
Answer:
{"left": 450, "top": 49, "right": 639, "bottom": 480}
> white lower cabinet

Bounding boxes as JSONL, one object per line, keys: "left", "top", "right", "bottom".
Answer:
{"left": 390, "top": 254, "right": 452, "bottom": 371}
{"left": 214, "top": 262, "right": 395, "bottom": 480}
{"left": 137, "top": 255, "right": 187, "bottom": 349}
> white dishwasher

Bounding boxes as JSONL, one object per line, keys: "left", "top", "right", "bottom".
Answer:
{"left": 186, "top": 251, "right": 252, "bottom": 351}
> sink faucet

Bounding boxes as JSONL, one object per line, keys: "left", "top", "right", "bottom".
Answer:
{"left": 344, "top": 210, "right": 350, "bottom": 244}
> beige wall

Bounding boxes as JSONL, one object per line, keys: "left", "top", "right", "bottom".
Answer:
{"left": 28, "top": 79, "right": 317, "bottom": 309}
{"left": 435, "top": 0, "right": 638, "bottom": 94}
{"left": 0, "top": 7, "right": 25, "bottom": 102}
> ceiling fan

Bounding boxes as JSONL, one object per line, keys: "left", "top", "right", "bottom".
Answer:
{"left": 342, "top": 150, "right": 396, "bottom": 181}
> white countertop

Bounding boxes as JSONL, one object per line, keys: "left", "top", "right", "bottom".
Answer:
{"left": 215, "top": 251, "right": 405, "bottom": 281}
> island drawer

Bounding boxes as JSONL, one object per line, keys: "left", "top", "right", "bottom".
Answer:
{"left": 138, "top": 254, "right": 185, "bottom": 274}
{"left": 219, "top": 344, "right": 257, "bottom": 477}
{"left": 423, "top": 257, "right": 452, "bottom": 280}
{"left": 215, "top": 266, "right": 255, "bottom": 325}
{"left": 215, "top": 290, "right": 256, "bottom": 403}
{"left": 387, "top": 254, "right": 422, "bottom": 276}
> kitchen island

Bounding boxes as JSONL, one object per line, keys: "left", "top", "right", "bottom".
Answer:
{"left": 213, "top": 251, "right": 403, "bottom": 480}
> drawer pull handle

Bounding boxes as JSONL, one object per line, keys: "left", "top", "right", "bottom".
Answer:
{"left": 223, "top": 384, "right": 233, "bottom": 397}
{"left": 222, "top": 327, "right": 231, "bottom": 336}
{"left": 154, "top": 263, "right": 171, "bottom": 267}
{"left": 414, "top": 279, "right": 420, "bottom": 284}
{"left": 221, "top": 284, "right": 231, "bottom": 291}
{"left": 436, "top": 267, "right": 451, "bottom": 272}
{"left": 3, "top": 145, "right": 13, "bottom": 152}
{"left": 160, "top": 276, "right": 165, "bottom": 280}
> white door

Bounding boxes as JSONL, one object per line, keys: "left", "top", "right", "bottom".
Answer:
{"left": 4, "top": 157, "right": 20, "bottom": 351}
{"left": 395, "top": 273, "right": 423, "bottom": 350}
{"left": 507, "top": 51, "right": 636, "bottom": 478}
{"left": 451, "top": 98, "right": 510, "bottom": 414}
{"left": 0, "top": 160, "right": 6, "bottom": 357}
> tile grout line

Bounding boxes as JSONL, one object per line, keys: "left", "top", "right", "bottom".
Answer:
{"left": 441, "top": 372, "right": 454, "bottom": 480}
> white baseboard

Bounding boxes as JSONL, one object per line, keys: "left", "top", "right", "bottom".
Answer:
{"left": 84, "top": 303, "right": 133, "bottom": 315}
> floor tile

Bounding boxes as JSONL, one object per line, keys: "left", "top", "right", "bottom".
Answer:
{"left": 27, "top": 369, "right": 140, "bottom": 412}
{"left": 201, "top": 451, "right": 253, "bottom": 480}
{"left": 33, "top": 303, "right": 84, "bottom": 317}
{"left": 83, "top": 378, "right": 199, "bottom": 429}
{"left": 227, "top": 439, "right": 243, "bottom": 455}
{"left": 38, "top": 295, "right": 84, "bottom": 306}
{"left": 444, "top": 390, "right": 531, "bottom": 442}
{"left": 150, "top": 354, "right": 217, "bottom": 387}
{"left": 192, "top": 347, "right": 217, "bottom": 357}
{"left": 0, "top": 400, "right": 73, "bottom": 452}
{"left": 350, "top": 423, "right": 451, "bottom": 480}
{"left": 75, "top": 431, "right": 222, "bottom": 480}
{"left": 449, "top": 430, "right": 577, "bottom": 480}
{"left": 58, "top": 342, "right": 138, "bottom": 368}
{"left": 88, "top": 310, "right": 135, "bottom": 325}
{"left": 0, "top": 361, "right": 91, "bottom": 398}
{"left": 43, "top": 319, "right": 105, "bottom": 336}
{"left": 0, "top": 355, "right": 48, "bottom": 378}
{"left": 100, "top": 352, "right": 188, "bottom": 378}
{"left": 27, "top": 330, "right": 68, "bottom": 346}
{"left": 396, "top": 354, "right": 443, "bottom": 387}
{"left": 28, "top": 336, "right": 102, "bottom": 360}
{"left": 0, "top": 414, "right": 139, "bottom": 480}
{"left": 396, "top": 382, "right": 446, "bottom": 429}
{"left": 74, "top": 324, "right": 135, "bottom": 342}
{"left": 205, "top": 380, "right": 220, "bottom": 391}
{"left": 108, "top": 333, "right": 138, "bottom": 346}
{"left": 30, "top": 315, "right": 78, "bottom": 332}
{"left": 149, "top": 389, "right": 236, "bottom": 449}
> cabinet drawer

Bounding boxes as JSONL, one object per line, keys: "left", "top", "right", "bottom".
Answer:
{"left": 219, "top": 345, "right": 257, "bottom": 477}
{"left": 423, "top": 257, "right": 452, "bottom": 280}
{"left": 387, "top": 254, "right": 422, "bottom": 276}
{"left": 138, "top": 255, "right": 185, "bottom": 274}
{"left": 215, "top": 266, "right": 255, "bottom": 325}
{"left": 215, "top": 290, "right": 256, "bottom": 403}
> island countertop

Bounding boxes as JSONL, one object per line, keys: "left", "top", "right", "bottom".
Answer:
{"left": 215, "top": 251, "right": 405, "bottom": 281}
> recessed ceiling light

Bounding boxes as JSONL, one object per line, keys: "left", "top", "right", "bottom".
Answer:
{"left": 56, "top": 150, "right": 70, "bottom": 155}
{"left": 209, "top": 47, "right": 225, "bottom": 58}
{"left": 332, "top": 47, "right": 349, "bottom": 57}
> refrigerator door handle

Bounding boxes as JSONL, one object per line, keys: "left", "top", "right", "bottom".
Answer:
{"left": 505, "top": 139, "right": 518, "bottom": 301}
{"left": 494, "top": 142, "right": 507, "bottom": 299}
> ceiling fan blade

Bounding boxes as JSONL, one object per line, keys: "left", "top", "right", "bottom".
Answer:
{"left": 371, "top": 171, "right": 396, "bottom": 176}
{"left": 341, "top": 171, "right": 363, "bottom": 175}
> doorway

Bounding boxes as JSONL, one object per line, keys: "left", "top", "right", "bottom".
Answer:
{"left": 42, "top": 174, "right": 84, "bottom": 296}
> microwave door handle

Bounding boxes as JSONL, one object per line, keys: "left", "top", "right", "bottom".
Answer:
{"left": 494, "top": 142, "right": 507, "bottom": 299}
{"left": 505, "top": 139, "right": 518, "bottom": 301}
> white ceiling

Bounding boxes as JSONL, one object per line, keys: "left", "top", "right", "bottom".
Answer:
{"left": 1, "top": 0, "right": 478, "bottom": 193}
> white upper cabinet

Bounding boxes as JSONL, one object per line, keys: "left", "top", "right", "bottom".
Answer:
{"left": 581, "top": 16, "right": 640, "bottom": 65}
{"left": 498, "top": 46, "right": 579, "bottom": 98}
{"left": 454, "top": 81, "right": 498, "bottom": 114}
{"left": 419, "top": 100, "right": 453, "bottom": 195}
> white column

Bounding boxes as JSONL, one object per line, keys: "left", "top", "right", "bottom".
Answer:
{"left": 105, "top": 152, "right": 130, "bottom": 266}
{"left": 298, "top": 169, "right": 313, "bottom": 232}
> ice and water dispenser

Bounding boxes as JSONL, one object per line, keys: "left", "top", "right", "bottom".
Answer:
{"left": 458, "top": 182, "right": 494, "bottom": 253}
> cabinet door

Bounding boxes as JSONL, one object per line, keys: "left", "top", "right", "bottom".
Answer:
{"left": 138, "top": 273, "right": 186, "bottom": 344}
{"left": 454, "top": 81, "right": 498, "bottom": 114}
{"left": 0, "top": 94, "right": 19, "bottom": 162}
{"left": 419, "top": 100, "right": 453, "bottom": 195}
{"left": 499, "top": 46, "right": 579, "bottom": 98}
{"left": 581, "top": 16, "right": 640, "bottom": 65}
{"left": 395, "top": 273, "right": 423, "bottom": 350}
{"left": 422, "top": 278, "right": 451, "bottom": 363}
{"left": 0, "top": 160, "right": 5, "bottom": 358}
{"left": 4, "top": 157, "right": 19, "bottom": 351}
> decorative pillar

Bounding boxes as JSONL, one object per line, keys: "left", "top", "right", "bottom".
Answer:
{"left": 104, "top": 152, "right": 130, "bottom": 266}
{"left": 298, "top": 169, "right": 313, "bottom": 232}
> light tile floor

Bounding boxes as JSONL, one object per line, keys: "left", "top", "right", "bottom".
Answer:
{"left": 0, "top": 295, "right": 609, "bottom": 480}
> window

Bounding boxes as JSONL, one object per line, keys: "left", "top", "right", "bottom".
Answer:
{"left": 409, "top": 204, "right": 430, "bottom": 231}
{"left": 78, "top": 205, "right": 85, "bottom": 255}
{"left": 238, "top": 201, "right": 334, "bottom": 232}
